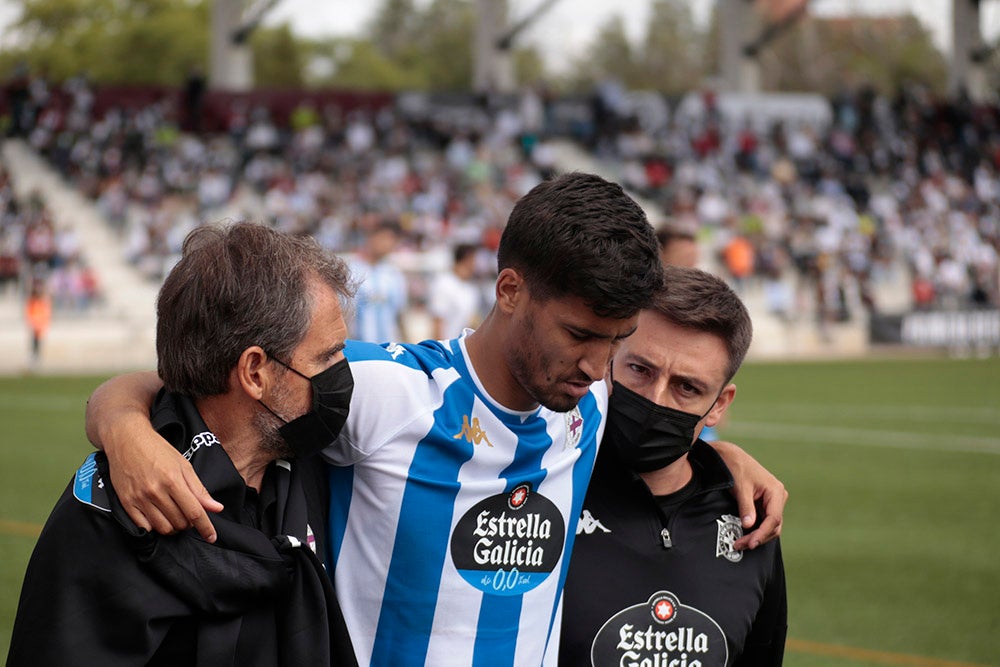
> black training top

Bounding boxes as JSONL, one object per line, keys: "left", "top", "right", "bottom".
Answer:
{"left": 557, "top": 440, "right": 787, "bottom": 666}
{"left": 8, "top": 389, "right": 356, "bottom": 666}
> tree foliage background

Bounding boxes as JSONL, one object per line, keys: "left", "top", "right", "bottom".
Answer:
{"left": 0, "top": 0, "right": 992, "bottom": 97}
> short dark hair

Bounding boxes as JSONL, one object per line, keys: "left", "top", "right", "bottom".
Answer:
{"left": 497, "top": 172, "right": 662, "bottom": 319}
{"left": 453, "top": 243, "right": 477, "bottom": 264}
{"left": 374, "top": 217, "right": 402, "bottom": 236}
{"left": 156, "top": 222, "right": 355, "bottom": 398}
{"left": 651, "top": 265, "right": 753, "bottom": 382}
{"left": 655, "top": 224, "right": 696, "bottom": 248}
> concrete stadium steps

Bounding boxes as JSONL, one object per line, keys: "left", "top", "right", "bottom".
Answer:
{"left": 1, "top": 139, "right": 158, "bottom": 374}
{"left": 1, "top": 315, "right": 157, "bottom": 375}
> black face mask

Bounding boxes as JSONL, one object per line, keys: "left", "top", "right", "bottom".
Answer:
{"left": 605, "top": 381, "right": 716, "bottom": 473}
{"left": 260, "top": 355, "right": 354, "bottom": 459}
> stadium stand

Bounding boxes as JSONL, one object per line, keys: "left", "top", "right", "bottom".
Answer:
{"left": 2, "top": 78, "right": 998, "bottom": 372}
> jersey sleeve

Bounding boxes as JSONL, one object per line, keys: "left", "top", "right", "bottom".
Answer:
{"left": 321, "top": 340, "right": 443, "bottom": 465}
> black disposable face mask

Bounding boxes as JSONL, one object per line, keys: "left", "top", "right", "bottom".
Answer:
{"left": 604, "top": 380, "right": 717, "bottom": 473}
{"left": 259, "top": 355, "right": 354, "bottom": 459}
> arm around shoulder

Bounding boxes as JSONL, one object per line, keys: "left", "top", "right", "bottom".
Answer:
{"left": 85, "top": 371, "right": 223, "bottom": 541}
{"left": 706, "top": 439, "right": 787, "bottom": 550}
{"left": 85, "top": 370, "right": 163, "bottom": 451}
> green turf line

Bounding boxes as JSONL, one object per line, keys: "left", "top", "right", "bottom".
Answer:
{"left": 0, "top": 520, "right": 42, "bottom": 538}
{"left": 787, "top": 638, "right": 992, "bottom": 667}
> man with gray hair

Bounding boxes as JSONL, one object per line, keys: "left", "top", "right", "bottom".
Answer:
{"left": 9, "top": 223, "right": 358, "bottom": 666}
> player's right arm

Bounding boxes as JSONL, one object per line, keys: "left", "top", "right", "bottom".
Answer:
{"left": 85, "top": 371, "right": 223, "bottom": 542}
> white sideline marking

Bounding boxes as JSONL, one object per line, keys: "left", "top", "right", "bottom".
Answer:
{"left": 739, "top": 402, "right": 1000, "bottom": 425}
{"left": 727, "top": 420, "right": 1000, "bottom": 455}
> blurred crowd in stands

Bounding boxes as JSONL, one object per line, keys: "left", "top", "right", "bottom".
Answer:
{"left": 594, "top": 85, "right": 1000, "bottom": 328}
{"left": 3, "top": 68, "right": 999, "bottom": 342}
{"left": 0, "top": 166, "right": 102, "bottom": 315}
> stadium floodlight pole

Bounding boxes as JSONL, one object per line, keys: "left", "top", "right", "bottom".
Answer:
{"left": 231, "top": 0, "right": 283, "bottom": 44}
{"left": 950, "top": 0, "right": 992, "bottom": 101}
{"left": 969, "top": 40, "right": 998, "bottom": 63}
{"left": 741, "top": 0, "right": 809, "bottom": 58}
{"left": 474, "top": 0, "right": 561, "bottom": 94}
{"left": 495, "top": 0, "right": 562, "bottom": 51}
{"left": 209, "top": 0, "right": 281, "bottom": 91}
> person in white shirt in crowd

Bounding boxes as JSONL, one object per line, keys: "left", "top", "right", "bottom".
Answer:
{"left": 428, "top": 242, "right": 483, "bottom": 340}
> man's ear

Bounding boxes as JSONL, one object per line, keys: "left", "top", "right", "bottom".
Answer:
{"left": 236, "top": 346, "right": 270, "bottom": 401}
{"left": 704, "top": 383, "right": 737, "bottom": 428}
{"left": 495, "top": 267, "right": 525, "bottom": 315}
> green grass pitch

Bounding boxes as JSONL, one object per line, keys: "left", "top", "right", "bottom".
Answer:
{"left": 1, "top": 358, "right": 998, "bottom": 665}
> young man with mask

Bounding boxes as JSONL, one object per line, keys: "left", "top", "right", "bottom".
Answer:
{"left": 555, "top": 265, "right": 786, "bottom": 666}
{"left": 9, "top": 224, "right": 358, "bottom": 665}
{"left": 85, "top": 174, "right": 786, "bottom": 666}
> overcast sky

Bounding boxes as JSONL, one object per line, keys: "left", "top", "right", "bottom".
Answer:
{"left": 261, "top": 0, "right": 1000, "bottom": 55}
{"left": 1, "top": 0, "right": 997, "bottom": 67}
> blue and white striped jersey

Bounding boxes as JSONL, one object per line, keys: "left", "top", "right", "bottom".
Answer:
{"left": 348, "top": 258, "right": 408, "bottom": 344}
{"left": 323, "top": 335, "right": 608, "bottom": 666}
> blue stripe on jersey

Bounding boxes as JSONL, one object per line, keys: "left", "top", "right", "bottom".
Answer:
{"left": 344, "top": 338, "right": 453, "bottom": 372}
{"left": 544, "top": 390, "right": 602, "bottom": 657}
{"left": 473, "top": 412, "right": 553, "bottom": 664}
{"left": 473, "top": 596, "right": 523, "bottom": 667}
{"left": 326, "top": 463, "right": 355, "bottom": 568}
{"left": 369, "top": 380, "right": 476, "bottom": 665}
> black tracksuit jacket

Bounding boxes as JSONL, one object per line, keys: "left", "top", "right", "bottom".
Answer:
{"left": 558, "top": 440, "right": 787, "bottom": 666}
{"left": 7, "top": 390, "right": 355, "bottom": 666}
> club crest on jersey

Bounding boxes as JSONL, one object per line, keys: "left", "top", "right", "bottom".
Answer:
{"left": 564, "top": 407, "right": 584, "bottom": 449}
{"left": 590, "top": 591, "right": 729, "bottom": 666}
{"left": 716, "top": 514, "right": 744, "bottom": 563}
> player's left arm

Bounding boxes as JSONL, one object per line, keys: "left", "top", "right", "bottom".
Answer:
{"left": 708, "top": 440, "right": 787, "bottom": 550}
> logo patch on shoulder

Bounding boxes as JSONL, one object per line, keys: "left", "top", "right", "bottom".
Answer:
{"left": 564, "top": 407, "right": 584, "bottom": 449}
{"left": 716, "top": 514, "right": 744, "bottom": 563}
{"left": 182, "top": 431, "right": 220, "bottom": 460}
{"left": 72, "top": 452, "right": 110, "bottom": 512}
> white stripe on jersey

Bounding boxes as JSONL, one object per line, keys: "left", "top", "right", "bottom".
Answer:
{"left": 324, "top": 336, "right": 608, "bottom": 666}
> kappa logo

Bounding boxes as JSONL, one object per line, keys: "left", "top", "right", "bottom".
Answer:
{"left": 576, "top": 509, "right": 611, "bottom": 535}
{"left": 386, "top": 342, "right": 405, "bottom": 359}
{"left": 454, "top": 415, "right": 493, "bottom": 447}
{"left": 564, "top": 407, "right": 584, "bottom": 449}
{"left": 182, "top": 431, "right": 220, "bottom": 460}
{"left": 716, "top": 514, "right": 744, "bottom": 563}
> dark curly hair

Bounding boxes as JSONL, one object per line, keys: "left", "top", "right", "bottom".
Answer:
{"left": 156, "top": 222, "right": 355, "bottom": 398}
{"left": 497, "top": 172, "right": 662, "bottom": 319}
